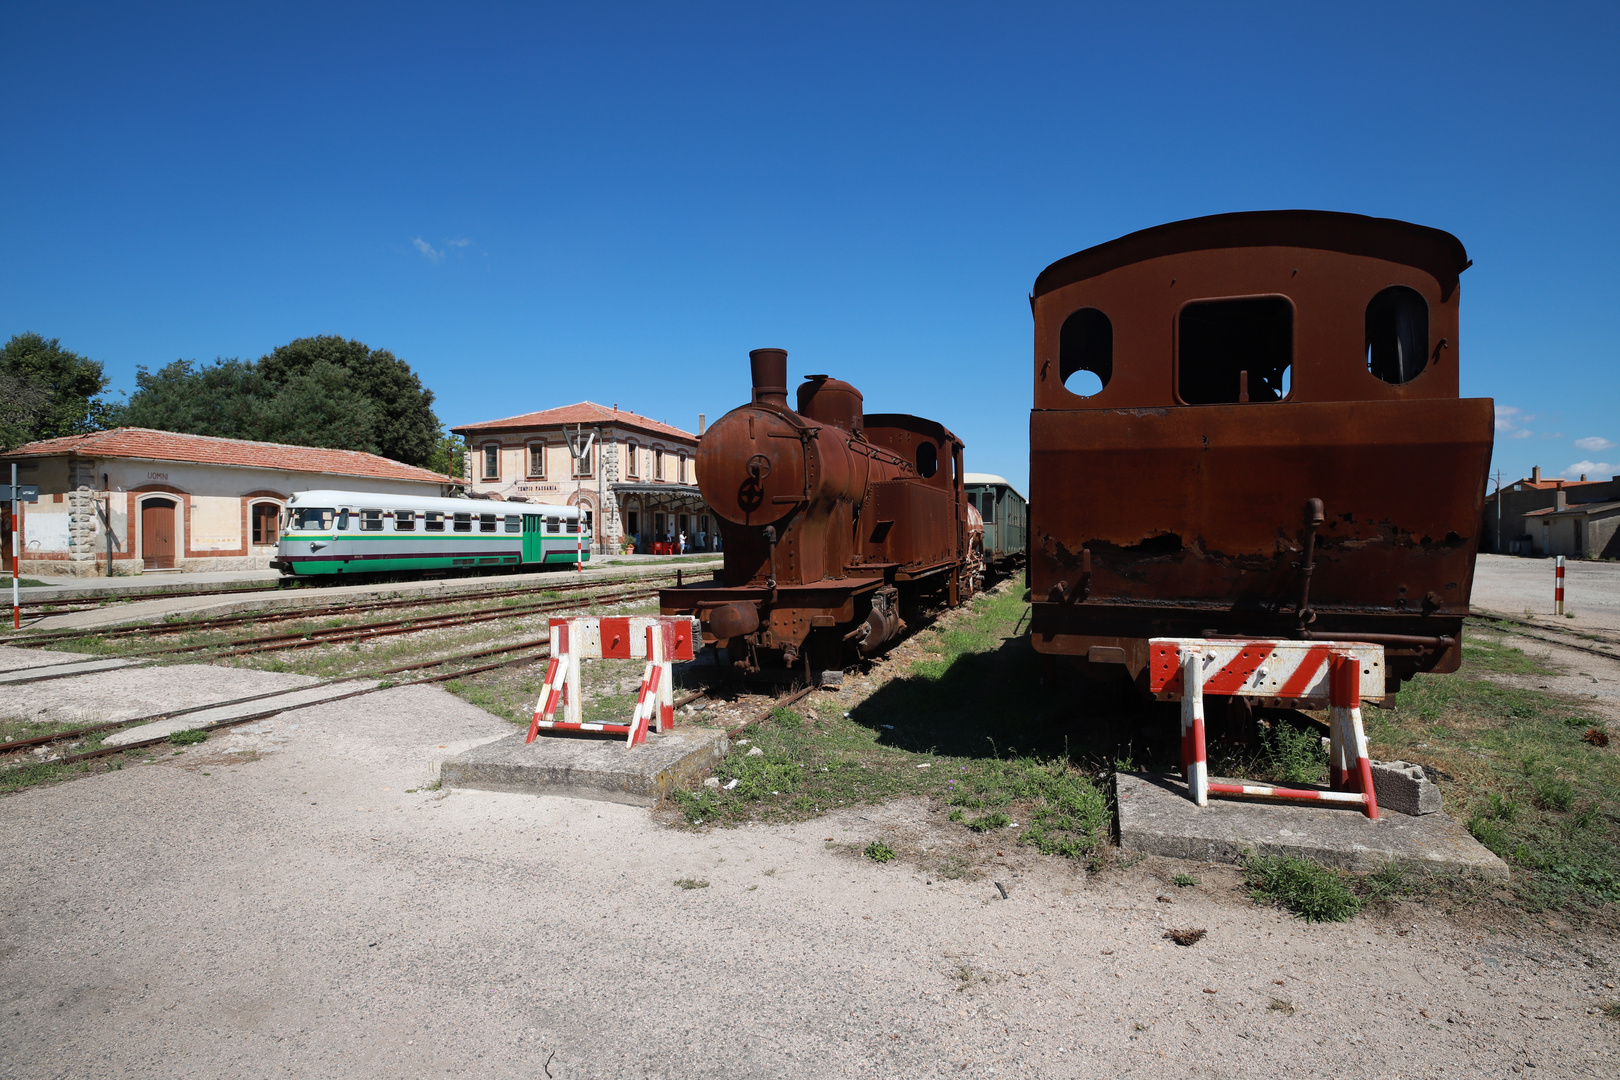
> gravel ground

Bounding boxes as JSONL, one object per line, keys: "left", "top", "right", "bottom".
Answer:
{"left": 3, "top": 659, "right": 1619, "bottom": 1078}
{"left": 1473, "top": 554, "right": 1620, "bottom": 633}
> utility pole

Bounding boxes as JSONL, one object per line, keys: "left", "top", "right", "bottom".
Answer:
{"left": 567, "top": 425, "right": 597, "bottom": 574}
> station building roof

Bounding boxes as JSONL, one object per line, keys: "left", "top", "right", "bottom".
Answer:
{"left": 452, "top": 402, "right": 696, "bottom": 442}
{"left": 1, "top": 428, "right": 460, "bottom": 486}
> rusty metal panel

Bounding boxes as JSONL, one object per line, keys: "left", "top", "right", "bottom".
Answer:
{"left": 869, "top": 480, "right": 955, "bottom": 567}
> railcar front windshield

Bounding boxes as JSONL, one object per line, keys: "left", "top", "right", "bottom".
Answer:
{"left": 291, "top": 507, "right": 335, "bottom": 531}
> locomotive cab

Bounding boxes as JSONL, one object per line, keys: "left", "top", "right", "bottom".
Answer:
{"left": 1028, "top": 211, "right": 1494, "bottom": 692}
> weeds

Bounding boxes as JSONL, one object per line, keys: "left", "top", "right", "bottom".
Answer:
{"left": 1172, "top": 873, "right": 1199, "bottom": 887}
{"left": 673, "top": 878, "right": 709, "bottom": 890}
{"left": 1268, "top": 997, "right": 1296, "bottom": 1015}
{"left": 1244, "top": 854, "right": 1362, "bottom": 922}
{"left": 865, "top": 840, "right": 896, "bottom": 863}
{"left": 167, "top": 729, "right": 208, "bottom": 746}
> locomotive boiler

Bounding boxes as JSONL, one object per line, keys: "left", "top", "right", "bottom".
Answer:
{"left": 659, "top": 348, "right": 979, "bottom": 675}
{"left": 1027, "top": 210, "right": 1494, "bottom": 694}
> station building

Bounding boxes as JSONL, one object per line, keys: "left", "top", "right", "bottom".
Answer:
{"left": 451, "top": 402, "right": 715, "bottom": 554}
{"left": 1484, "top": 466, "right": 1620, "bottom": 559}
{"left": 1, "top": 428, "right": 462, "bottom": 576}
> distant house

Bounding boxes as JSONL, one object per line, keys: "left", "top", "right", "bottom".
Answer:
{"left": 1485, "top": 466, "right": 1620, "bottom": 558}
{"left": 451, "top": 402, "right": 713, "bottom": 554}
{"left": 1, "top": 428, "right": 462, "bottom": 576}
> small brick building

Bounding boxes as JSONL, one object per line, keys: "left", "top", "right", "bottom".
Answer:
{"left": 1, "top": 428, "right": 461, "bottom": 576}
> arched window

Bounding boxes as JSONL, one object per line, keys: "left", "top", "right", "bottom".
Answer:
{"left": 526, "top": 440, "right": 546, "bottom": 478}
{"left": 1366, "top": 286, "right": 1429, "bottom": 385}
{"left": 678, "top": 451, "right": 688, "bottom": 484}
{"left": 250, "top": 501, "right": 281, "bottom": 545}
{"left": 626, "top": 440, "right": 640, "bottom": 478}
{"left": 481, "top": 443, "right": 500, "bottom": 480}
{"left": 1059, "top": 307, "right": 1113, "bottom": 397}
{"left": 654, "top": 446, "right": 665, "bottom": 481}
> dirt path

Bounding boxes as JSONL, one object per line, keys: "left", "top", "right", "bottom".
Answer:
{"left": 2, "top": 655, "right": 1618, "bottom": 1078}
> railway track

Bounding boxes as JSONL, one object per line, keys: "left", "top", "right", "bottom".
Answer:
{"left": 1467, "top": 609, "right": 1620, "bottom": 664}
{"left": 5, "top": 569, "right": 687, "bottom": 649}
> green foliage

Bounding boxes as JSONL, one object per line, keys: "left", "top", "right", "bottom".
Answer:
{"left": 721, "top": 751, "right": 804, "bottom": 799}
{"left": 1254, "top": 719, "right": 1328, "bottom": 785}
{"left": 167, "top": 728, "right": 208, "bottom": 746}
{"left": 0, "top": 332, "right": 114, "bottom": 449}
{"left": 673, "top": 878, "right": 709, "bottom": 890}
{"left": 945, "top": 756, "right": 1109, "bottom": 858}
{"left": 864, "top": 840, "right": 896, "bottom": 863}
{"left": 1172, "top": 873, "right": 1199, "bottom": 887}
{"left": 1244, "top": 854, "right": 1362, "bottom": 922}
{"left": 113, "top": 335, "right": 443, "bottom": 467}
{"left": 673, "top": 789, "right": 719, "bottom": 824}
{"left": 964, "top": 811, "right": 1010, "bottom": 832}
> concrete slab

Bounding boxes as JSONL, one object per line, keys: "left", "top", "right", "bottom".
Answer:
{"left": 1116, "top": 772, "right": 1510, "bottom": 882}
{"left": 441, "top": 727, "right": 728, "bottom": 806}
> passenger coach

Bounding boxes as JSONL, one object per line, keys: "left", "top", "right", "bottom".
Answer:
{"left": 963, "top": 473, "right": 1027, "bottom": 573}
{"left": 270, "top": 490, "right": 591, "bottom": 577}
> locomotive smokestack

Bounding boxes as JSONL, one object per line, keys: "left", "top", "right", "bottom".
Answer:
{"left": 749, "top": 348, "right": 789, "bottom": 407}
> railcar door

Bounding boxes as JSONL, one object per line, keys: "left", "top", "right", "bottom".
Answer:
{"left": 522, "top": 514, "right": 545, "bottom": 564}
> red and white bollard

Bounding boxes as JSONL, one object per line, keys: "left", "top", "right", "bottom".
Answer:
{"left": 1151, "top": 638, "right": 1382, "bottom": 819}
{"left": 1555, "top": 555, "right": 1566, "bottom": 616}
{"left": 527, "top": 615, "right": 696, "bottom": 747}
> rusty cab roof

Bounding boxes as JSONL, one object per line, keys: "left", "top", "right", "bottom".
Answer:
{"left": 1033, "top": 210, "right": 1469, "bottom": 302}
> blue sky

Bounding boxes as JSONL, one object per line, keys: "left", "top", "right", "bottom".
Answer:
{"left": 2, "top": 2, "right": 1616, "bottom": 492}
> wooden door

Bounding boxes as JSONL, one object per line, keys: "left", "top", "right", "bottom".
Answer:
{"left": 141, "top": 499, "right": 176, "bottom": 569}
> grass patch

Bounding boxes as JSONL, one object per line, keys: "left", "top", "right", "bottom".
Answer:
{"left": 1366, "top": 629, "right": 1620, "bottom": 914}
{"left": 865, "top": 840, "right": 896, "bottom": 863}
{"left": 167, "top": 729, "right": 208, "bottom": 746}
{"left": 673, "top": 878, "right": 709, "bottom": 890}
{"left": 1244, "top": 854, "right": 1362, "bottom": 922}
{"left": 1172, "top": 873, "right": 1199, "bottom": 887}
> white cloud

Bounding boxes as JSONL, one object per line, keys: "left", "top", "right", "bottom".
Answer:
{"left": 445, "top": 238, "right": 472, "bottom": 248}
{"left": 1494, "top": 404, "right": 1535, "bottom": 439}
{"left": 413, "top": 237, "right": 444, "bottom": 263}
{"left": 1564, "top": 460, "right": 1616, "bottom": 479}
{"left": 1575, "top": 436, "right": 1616, "bottom": 452}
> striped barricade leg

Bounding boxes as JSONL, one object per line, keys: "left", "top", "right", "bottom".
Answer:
{"left": 1181, "top": 648, "right": 1208, "bottom": 807}
{"left": 1331, "top": 652, "right": 1379, "bottom": 820}
{"left": 527, "top": 622, "right": 573, "bottom": 743}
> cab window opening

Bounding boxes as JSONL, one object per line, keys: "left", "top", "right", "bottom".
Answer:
{"left": 1177, "top": 296, "right": 1293, "bottom": 405}
{"left": 1059, "top": 307, "right": 1113, "bottom": 398}
{"left": 1366, "top": 285, "right": 1429, "bottom": 385}
{"left": 916, "top": 442, "right": 938, "bottom": 478}
{"left": 292, "top": 507, "right": 334, "bottom": 532}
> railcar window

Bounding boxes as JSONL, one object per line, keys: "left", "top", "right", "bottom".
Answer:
{"left": 337, "top": 509, "right": 351, "bottom": 531}
{"left": 454, "top": 512, "right": 473, "bottom": 533}
{"left": 424, "top": 512, "right": 445, "bottom": 532}
{"left": 916, "top": 442, "right": 938, "bottom": 478}
{"left": 479, "top": 513, "right": 497, "bottom": 533}
{"left": 1366, "top": 286, "right": 1429, "bottom": 385}
{"left": 546, "top": 516, "right": 560, "bottom": 534}
{"left": 359, "top": 509, "right": 384, "bottom": 532}
{"left": 566, "top": 519, "right": 580, "bottom": 534}
{"left": 504, "top": 514, "right": 521, "bottom": 533}
{"left": 395, "top": 511, "right": 416, "bottom": 532}
{"left": 1059, "top": 308, "right": 1113, "bottom": 397}
{"left": 982, "top": 492, "right": 995, "bottom": 523}
{"left": 1177, "top": 297, "right": 1293, "bottom": 405}
{"left": 292, "top": 508, "right": 334, "bottom": 531}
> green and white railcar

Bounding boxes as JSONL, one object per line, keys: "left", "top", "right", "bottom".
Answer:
{"left": 270, "top": 490, "right": 591, "bottom": 577}
{"left": 963, "top": 473, "right": 1027, "bottom": 572}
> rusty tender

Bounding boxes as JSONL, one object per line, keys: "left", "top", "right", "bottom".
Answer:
{"left": 1028, "top": 211, "right": 1494, "bottom": 695}
{"left": 660, "top": 348, "right": 980, "bottom": 674}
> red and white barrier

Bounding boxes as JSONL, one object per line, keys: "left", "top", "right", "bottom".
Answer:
{"left": 1555, "top": 555, "right": 1566, "bottom": 616}
{"left": 1150, "top": 638, "right": 1382, "bottom": 819}
{"left": 527, "top": 615, "right": 697, "bottom": 747}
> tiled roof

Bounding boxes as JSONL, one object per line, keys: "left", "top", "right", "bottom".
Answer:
{"left": 1, "top": 428, "right": 461, "bottom": 485}
{"left": 1515, "top": 478, "right": 1607, "bottom": 490}
{"left": 452, "top": 402, "right": 696, "bottom": 442}
{"left": 1524, "top": 501, "right": 1620, "bottom": 518}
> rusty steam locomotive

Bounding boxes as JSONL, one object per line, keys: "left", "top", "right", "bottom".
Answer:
{"left": 659, "top": 349, "right": 980, "bottom": 675}
{"left": 1027, "top": 210, "right": 1494, "bottom": 694}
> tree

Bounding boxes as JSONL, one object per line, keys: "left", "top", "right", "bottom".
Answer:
{"left": 0, "top": 333, "right": 113, "bottom": 449}
{"left": 259, "top": 336, "right": 441, "bottom": 467}
{"left": 426, "top": 427, "right": 466, "bottom": 480}
{"left": 116, "top": 358, "right": 272, "bottom": 442}
{"left": 113, "top": 335, "right": 444, "bottom": 466}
